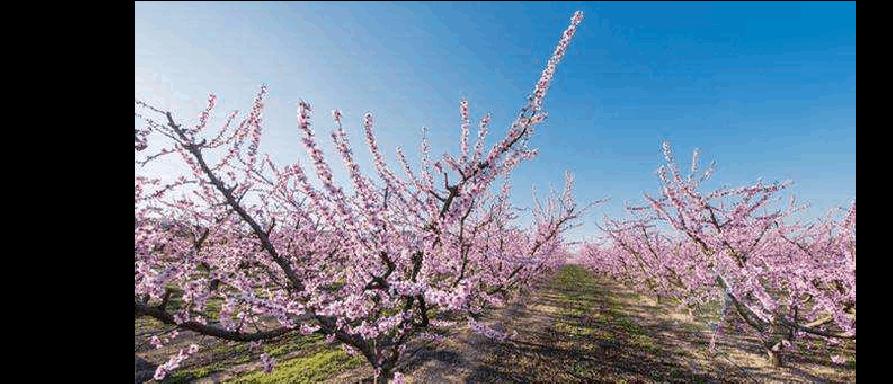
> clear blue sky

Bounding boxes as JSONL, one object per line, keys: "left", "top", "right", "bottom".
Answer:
{"left": 136, "top": 2, "right": 856, "bottom": 242}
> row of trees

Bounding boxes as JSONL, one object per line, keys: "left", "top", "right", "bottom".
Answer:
{"left": 579, "top": 142, "right": 855, "bottom": 367}
{"left": 135, "top": 12, "right": 586, "bottom": 383}
{"left": 135, "top": 8, "right": 855, "bottom": 379}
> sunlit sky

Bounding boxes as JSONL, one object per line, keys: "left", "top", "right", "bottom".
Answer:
{"left": 136, "top": 2, "right": 856, "bottom": 242}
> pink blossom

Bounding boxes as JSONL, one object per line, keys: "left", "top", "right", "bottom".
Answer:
{"left": 134, "top": 11, "right": 586, "bottom": 380}
{"left": 260, "top": 353, "right": 275, "bottom": 373}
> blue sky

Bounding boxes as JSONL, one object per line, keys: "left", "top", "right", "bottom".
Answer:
{"left": 136, "top": 2, "right": 856, "bottom": 242}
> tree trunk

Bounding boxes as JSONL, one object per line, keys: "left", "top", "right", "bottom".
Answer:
{"left": 370, "top": 351, "right": 399, "bottom": 384}
{"left": 374, "top": 367, "right": 392, "bottom": 384}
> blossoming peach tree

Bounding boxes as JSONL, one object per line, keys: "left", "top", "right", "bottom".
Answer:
{"left": 135, "top": 12, "right": 585, "bottom": 382}
{"left": 581, "top": 143, "right": 855, "bottom": 367}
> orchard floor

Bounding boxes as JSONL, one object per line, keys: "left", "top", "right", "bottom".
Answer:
{"left": 136, "top": 265, "right": 855, "bottom": 383}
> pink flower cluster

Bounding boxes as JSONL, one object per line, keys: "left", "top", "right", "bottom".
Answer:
{"left": 260, "top": 352, "right": 275, "bottom": 373}
{"left": 579, "top": 142, "right": 856, "bottom": 365}
{"left": 134, "top": 11, "right": 587, "bottom": 382}
{"left": 467, "top": 317, "right": 513, "bottom": 342}
{"left": 154, "top": 344, "right": 200, "bottom": 381}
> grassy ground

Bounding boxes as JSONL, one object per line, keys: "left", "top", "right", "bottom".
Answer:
{"left": 135, "top": 265, "right": 855, "bottom": 383}
{"left": 399, "top": 264, "right": 855, "bottom": 383}
{"left": 136, "top": 322, "right": 364, "bottom": 383}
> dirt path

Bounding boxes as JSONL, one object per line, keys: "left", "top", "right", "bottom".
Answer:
{"left": 138, "top": 265, "right": 854, "bottom": 383}
{"left": 396, "top": 265, "right": 855, "bottom": 383}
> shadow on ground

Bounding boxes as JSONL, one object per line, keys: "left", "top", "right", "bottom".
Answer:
{"left": 402, "top": 265, "right": 855, "bottom": 384}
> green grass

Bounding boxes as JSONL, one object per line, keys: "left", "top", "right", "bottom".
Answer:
{"left": 553, "top": 265, "right": 601, "bottom": 339}
{"left": 161, "top": 343, "right": 254, "bottom": 383}
{"left": 230, "top": 349, "right": 365, "bottom": 384}
{"left": 630, "top": 333, "right": 657, "bottom": 351}
{"left": 554, "top": 321, "right": 595, "bottom": 336}
{"left": 156, "top": 333, "right": 331, "bottom": 383}
{"left": 263, "top": 334, "right": 325, "bottom": 358}
{"left": 166, "top": 366, "right": 217, "bottom": 384}
{"left": 612, "top": 315, "right": 643, "bottom": 334}
{"left": 553, "top": 264, "right": 659, "bottom": 358}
